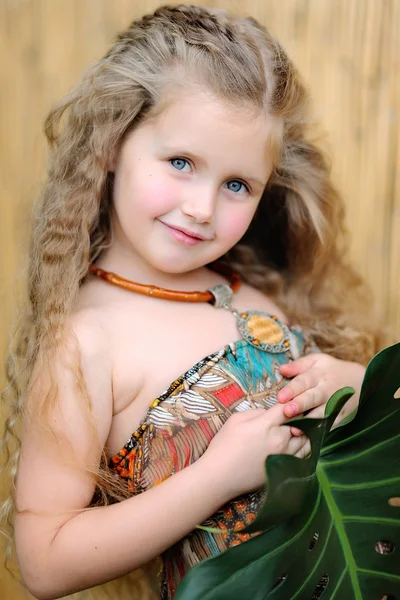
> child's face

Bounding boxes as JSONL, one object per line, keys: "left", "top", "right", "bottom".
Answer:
{"left": 110, "top": 89, "right": 274, "bottom": 275}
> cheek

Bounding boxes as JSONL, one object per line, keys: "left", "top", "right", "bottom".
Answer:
{"left": 130, "top": 168, "right": 179, "bottom": 217}
{"left": 143, "top": 179, "right": 178, "bottom": 217}
{"left": 220, "top": 206, "right": 257, "bottom": 243}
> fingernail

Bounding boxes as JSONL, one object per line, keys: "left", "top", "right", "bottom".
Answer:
{"left": 288, "top": 403, "right": 297, "bottom": 416}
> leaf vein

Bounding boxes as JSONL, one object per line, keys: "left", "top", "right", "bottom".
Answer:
{"left": 330, "top": 568, "right": 347, "bottom": 599}
{"left": 324, "top": 433, "right": 400, "bottom": 467}
{"left": 290, "top": 522, "right": 334, "bottom": 600}
{"left": 328, "top": 477, "right": 399, "bottom": 490}
{"left": 322, "top": 410, "right": 397, "bottom": 454}
{"left": 342, "top": 515, "right": 400, "bottom": 525}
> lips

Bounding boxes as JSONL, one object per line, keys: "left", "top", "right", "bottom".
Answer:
{"left": 160, "top": 221, "right": 212, "bottom": 242}
{"left": 169, "top": 225, "right": 206, "bottom": 240}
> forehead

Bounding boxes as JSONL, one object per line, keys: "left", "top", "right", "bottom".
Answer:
{"left": 143, "top": 90, "right": 275, "bottom": 178}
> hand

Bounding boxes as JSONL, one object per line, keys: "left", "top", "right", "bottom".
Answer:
{"left": 277, "top": 353, "right": 365, "bottom": 435}
{"left": 201, "top": 404, "right": 310, "bottom": 501}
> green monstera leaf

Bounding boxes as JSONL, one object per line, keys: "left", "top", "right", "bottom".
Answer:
{"left": 176, "top": 343, "right": 400, "bottom": 600}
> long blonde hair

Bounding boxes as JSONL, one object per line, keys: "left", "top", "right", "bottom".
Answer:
{"left": 1, "top": 4, "right": 386, "bottom": 597}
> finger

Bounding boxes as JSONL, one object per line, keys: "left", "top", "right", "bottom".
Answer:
{"left": 279, "top": 354, "right": 319, "bottom": 378}
{"left": 278, "top": 372, "right": 318, "bottom": 405}
{"left": 283, "top": 386, "right": 322, "bottom": 417}
{"left": 242, "top": 403, "right": 287, "bottom": 426}
{"left": 227, "top": 408, "right": 269, "bottom": 427}
{"left": 290, "top": 426, "right": 303, "bottom": 436}
{"left": 287, "top": 434, "right": 309, "bottom": 455}
{"left": 258, "top": 402, "right": 289, "bottom": 425}
{"left": 294, "top": 439, "right": 311, "bottom": 459}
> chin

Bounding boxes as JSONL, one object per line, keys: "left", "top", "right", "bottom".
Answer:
{"left": 154, "top": 262, "right": 197, "bottom": 275}
{"left": 148, "top": 253, "right": 207, "bottom": 275}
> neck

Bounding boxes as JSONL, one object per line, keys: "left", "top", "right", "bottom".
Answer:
{"left": 96, "top": 247, "right": 226, "bottom": 291}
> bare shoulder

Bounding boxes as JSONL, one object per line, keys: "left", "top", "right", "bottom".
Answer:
{"left": 16, "top": 305, "right": 114, "bottom": 515}
{"left": 68, "top": 304, "right": 110, "bottom": 361}
{"left": 69, "top": 277, "right": 122, "bottom": 373}
{"left": 235, "top": 282, "right": 289, "bottom": 323}
{"left": 64, "top": 305, "right": 114, "bottom": 432}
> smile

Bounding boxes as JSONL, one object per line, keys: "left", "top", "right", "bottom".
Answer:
{"left": 160, "top": 221, "right": 209, "bottom": 246}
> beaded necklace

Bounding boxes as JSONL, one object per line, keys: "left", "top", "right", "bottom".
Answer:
{"left": 89, "top": 264, "right": 291, "bottom": 353}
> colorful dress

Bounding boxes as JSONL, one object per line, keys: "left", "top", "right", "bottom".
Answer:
{"left": 109, "top": 320, "right": 317, "bottom": 598}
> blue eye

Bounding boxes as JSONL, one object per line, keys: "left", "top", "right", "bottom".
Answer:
{"left": 170, "top": 158, "right": 190, "bottom": 171}
{"left": 226, "top": 180, "right": 248, "bottom": 194}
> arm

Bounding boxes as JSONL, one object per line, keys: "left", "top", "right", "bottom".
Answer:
{"left": 17, "top": 450, "right": 225, "bottom": 600}
{"left": 15, "top": 316, "right": 228, "bottom": 600}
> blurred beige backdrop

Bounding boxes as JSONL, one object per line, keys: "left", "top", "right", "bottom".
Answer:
{"left": 1, "top": 1, "right": 399, "bottom": 599}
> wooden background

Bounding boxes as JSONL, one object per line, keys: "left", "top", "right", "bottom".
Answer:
{"left": 1, "top": 1, "right": 399, "bottom": 598}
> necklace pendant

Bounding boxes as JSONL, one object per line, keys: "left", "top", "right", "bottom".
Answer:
{"left": 208, "top": 284, "right": 291, "bottom": 353}
{"left": 235, "top": 310, "right": 291, "bottom": 353}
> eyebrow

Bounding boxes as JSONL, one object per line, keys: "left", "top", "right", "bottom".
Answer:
{"left": 160, "top": 145, "right": 268, "bottom": 189}
{"left": 242, "top": 174, "right": 268, "bottom": 189}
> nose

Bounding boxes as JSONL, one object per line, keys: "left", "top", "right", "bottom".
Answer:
{"left": 181, "top": 185, "right": 217, "bottom": 224}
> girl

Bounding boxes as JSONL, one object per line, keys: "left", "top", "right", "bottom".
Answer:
{"left": 1, "top": 4, "right": 384, "bottom": 600}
